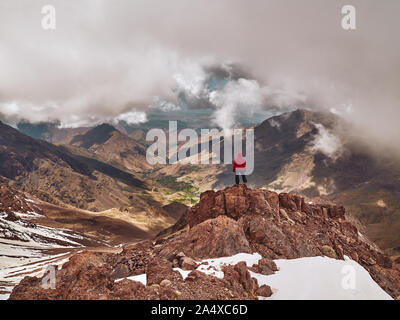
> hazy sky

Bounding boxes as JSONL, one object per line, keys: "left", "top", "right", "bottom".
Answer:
{"left": 0, "top": 0, "right": 399, "bottom": 141}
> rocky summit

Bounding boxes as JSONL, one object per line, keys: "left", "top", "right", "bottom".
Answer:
{"left": 9, "top": 185, "right": 400, "bottom": 300}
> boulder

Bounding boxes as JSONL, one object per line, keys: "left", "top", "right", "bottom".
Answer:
{"left": 180, "top": 257, "right": 198, "bottom": 270}
{"left": 320, "top": 245, "right": 337, "bottom": 259}
{"left": 111, "top": 264, "right": 130, "bottom": 280}
{"left": 251, "top": 258, "right": 278, "bottom": 275}
{"left": 256, "top": 285, "right": 273, "bottom": 297}
{"left": 160, "top": 279, "right": 172, "bottom": 287}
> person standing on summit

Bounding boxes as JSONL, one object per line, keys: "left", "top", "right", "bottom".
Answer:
{"left": 233, "top": 152, "right": 247, "bottom": 185}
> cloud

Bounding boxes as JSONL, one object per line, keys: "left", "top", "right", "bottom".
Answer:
{"left": 0, "top": 0, "right": 398, "bottom": 153}
{"left": 112, "top": 111, "right": 147, "bottom": 126}
{"left": 209, "top": 79, "right": 264, "bottom": 130}
{"left": 168, "top": 62, "right": 307, "bottom": 129}
{"left": 310, "top": 123, "right": 342, "bottom": 157}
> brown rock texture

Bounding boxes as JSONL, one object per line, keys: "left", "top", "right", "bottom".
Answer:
{"left": 256, "top": 285, "right": 273, "bottom": 298}
{"left": 187, "top": 185, "right": 279, "bottom": 227}
{"left": 233, "top": 262, "right": 258, "bottom": 292}
{"left": 10, "top": 249, "right": 260, "bottom": 300}
{"left": 157, "top": 215, "right": 251, "bottom": 260}
{"left": 250, "top": 258, "right": 278, "bottom": 275}
{"left": 9, "top": 185, "right": 400, "bottom": 300}
{"left": 146, "top": 258, "right": 182, "bottom": 286}
{"left": 180, "top": 257, "right": 198, "bottom": 270}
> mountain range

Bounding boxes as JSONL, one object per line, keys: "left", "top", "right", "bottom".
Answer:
{"left": 10, "top": 109, "right": 400, "bottom": 255}
{"left": 1, "top": 108, "right": 400, "bottom": 299}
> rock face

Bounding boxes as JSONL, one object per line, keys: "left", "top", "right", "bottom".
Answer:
{"left": 187, "top": 186, "right": 279, "bottom": 227}
{"left": 180, "top": 257, "right": 198, "bottom": 270}
{"left": 9, "top": 185, "right": 400, "bottom": 300}
{"left": 157, "top": 215, "right": 251, "bottom": 260}
{"left": 187, "top": 185, "right": 345, "bottom": 228}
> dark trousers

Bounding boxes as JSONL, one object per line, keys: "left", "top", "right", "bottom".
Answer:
{"left": 235, "top": 174, "right": 247, "bottom": 184}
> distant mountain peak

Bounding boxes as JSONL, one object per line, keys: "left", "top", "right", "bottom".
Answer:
{"left": 70, "top": 123, "right": 118, "bottom": 149}
{"left": 93, "top": 123, "right": 118, "bottom": 132}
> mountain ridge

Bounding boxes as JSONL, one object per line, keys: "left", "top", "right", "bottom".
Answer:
{"left": 0, "top": 121, "right": 150, "bottom": 211}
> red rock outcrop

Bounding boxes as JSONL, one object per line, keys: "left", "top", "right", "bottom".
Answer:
{"left": 187, "top": 185, "right": 279, "bottom": 227}
{"left": 8, "top": 185, "right": 400, "bottom": 299}
{"left": 188, "top": 185, "right": 346, "bottom": 229}
{"left": 168, "top": 185, "right": 400, "bottom": 297}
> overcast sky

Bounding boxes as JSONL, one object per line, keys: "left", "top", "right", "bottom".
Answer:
{"left": 0, "top": 0, "right": 399, "bottom": 142}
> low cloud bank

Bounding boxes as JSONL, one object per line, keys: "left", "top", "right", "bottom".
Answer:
{"left": 0, "top": 0, "right": 398, "bottom": 153}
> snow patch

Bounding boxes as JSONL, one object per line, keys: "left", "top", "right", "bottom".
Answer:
{"left": 115, "top": 273, "right": 147, "bottom": 286}
{"left": 251, "top": 256, "right": 392, "bottom": 300}
{"left": 174, "top": 268, "right": 192, "bottom": 280}
{"left": 0, "top": 214, "right": 87, "bottom": 247}
{"left": 13, "top": 211, "right": 42, "bottom": 220}
{"left": 196, "top": 253, "right": 262, "bottom": 279}
{"left": 0, "top": 293, "right": 11, "bottom": 300}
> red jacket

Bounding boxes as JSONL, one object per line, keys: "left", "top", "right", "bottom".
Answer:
{"left": 233, "top": 160, "right": 246, "bottom": 171}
